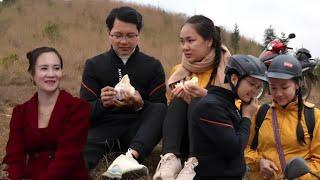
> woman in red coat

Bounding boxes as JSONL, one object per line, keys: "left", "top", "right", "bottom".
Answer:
{"left": 3, "top": 47, "right": 90, "bottom": 180}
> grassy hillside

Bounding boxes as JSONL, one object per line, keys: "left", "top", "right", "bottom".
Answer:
{"left": 0, "top": 0, "right": 264, "bottom": 106}
{"left": 0, "top": 0, "right": 269, "bottom": 179}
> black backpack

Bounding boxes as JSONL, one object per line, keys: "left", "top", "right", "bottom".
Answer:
{"left": 250, "top": 103, "right": 315, "bottom": 150}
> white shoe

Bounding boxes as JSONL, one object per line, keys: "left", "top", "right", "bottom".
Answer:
{"left": 175, "top": 157, "right": 198, "bottom": 180}
{"left": 102, "top": 149, "right": 148, "bottom": 179}
{"left": 153, "top": 153, "right": 182, "bottom": 180}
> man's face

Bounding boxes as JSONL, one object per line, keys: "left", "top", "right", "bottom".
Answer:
{"left": 109, "top": 18, "right": 139, "bottom": 56}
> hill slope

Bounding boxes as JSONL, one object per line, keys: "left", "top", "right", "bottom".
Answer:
{"left": 0, "top": 0, "right": 263, "bottom": 105}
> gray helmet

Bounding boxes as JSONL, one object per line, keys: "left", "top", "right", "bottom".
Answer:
{"left": 296, "top": 48, "right": 311, "bottom": 60}
{"left": 267, "top": 54, "right": 302, "bottom": 79}
{"left": 225, "top": 55, "right": 267, "bottom": 82}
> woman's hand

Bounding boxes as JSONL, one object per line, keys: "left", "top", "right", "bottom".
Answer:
{"left": 259, "top": 158, "right": 278, "bottom": 180}
{"left": 171, "top": 87, "right": 192, "bottom": 104}
{"left": 171, "top": 86, "right": 185, "bottom": 98}
{"left": 241, "top": 98, "right": 259, "bottom": 119}
{"left": 183, "top": 84, "right": 207, "bottom": 98}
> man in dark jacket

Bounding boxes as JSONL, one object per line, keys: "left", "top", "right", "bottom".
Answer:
{"left": 80, "top": 6, "right": 167, "bottom": 178}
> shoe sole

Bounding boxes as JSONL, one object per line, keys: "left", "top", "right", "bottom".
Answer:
{"left": 122, "top": 166, "right": 149, "bottom": 177}
{"left": 153, "top": 177, "right": 175, "bottom": 180}
{"left": 103, "top": 166, "right": 149, "bottom": 179}
{"left": 102, "top": 171, "right": 122, "bottom": 179}
{"left": 104, "top": 167, "right": 149, "bottom": 179}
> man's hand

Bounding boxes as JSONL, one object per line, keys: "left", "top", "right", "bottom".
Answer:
{"left": 115, "top": 90, "right": 144, "bottom": 110}
{"left": 101, "top": 86, "right": 117, "bottom": 108}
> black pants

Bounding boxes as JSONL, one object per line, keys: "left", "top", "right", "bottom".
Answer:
{"left": 84, "top": 102, "right": 167, "bottom": 170}
{"left": 162, "top": 98, "right": 199, "bottom": 157}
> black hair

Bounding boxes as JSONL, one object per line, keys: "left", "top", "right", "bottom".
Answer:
{"left": 183, "top": 15, "right": 222, "bottom": 87}
{"left": 106, "top": 6, "right": 143, "bottom": 32}
{"left": 294, "top": 77, "right": 305, "bottom": 145}
{"left": 26, "top": 47, "right": 63, "bottom": 75}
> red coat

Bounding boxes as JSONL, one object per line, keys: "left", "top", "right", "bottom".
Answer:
{"left": 3, "top": 90, "right": 90, "bottom": 180}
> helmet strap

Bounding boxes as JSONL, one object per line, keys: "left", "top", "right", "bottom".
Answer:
{"left": 226, "top": 74, "right": 240, "bottom": 99}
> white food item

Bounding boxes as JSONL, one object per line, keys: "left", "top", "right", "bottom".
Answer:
{"left": 114, "top": 75, "right": 135, "bottom": 100}
{"left": 173, "top": 76, "right": 199, "bottom": 90}
{"left": 174, "top": 81, "right": 184, "bottom": 88}
{"left": 184, "top": 76, "right": 198, "bottom": 87}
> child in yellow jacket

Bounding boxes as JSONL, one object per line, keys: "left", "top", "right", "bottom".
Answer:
{"left": 245, "top": 54, "right": 320, "bottom": 180}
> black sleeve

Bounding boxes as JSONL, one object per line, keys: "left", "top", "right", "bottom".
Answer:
{"left": 80, "top": 59, "right": 107, "bottom": 122}
{"left": 147, "top": 60, "right": 167, "bottom": 104}
{"left": 194, "top": 101, "right": 251, "bottom": 159}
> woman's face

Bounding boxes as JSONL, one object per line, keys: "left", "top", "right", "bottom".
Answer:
{"left": 32, "top": 52, "right": 62, "bottom": 94}
{"left": 237, "top": 76, "right": 263, "bottom": 103}
{"left": 268, "top": 78, "right": 298, "bottom": 106}
{"left": 179, "top": 23, "right": 213, "bottom": 62}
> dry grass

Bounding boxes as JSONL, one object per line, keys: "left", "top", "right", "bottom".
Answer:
{"left": 0, "top": 0, "right": 281, "bottom": 179}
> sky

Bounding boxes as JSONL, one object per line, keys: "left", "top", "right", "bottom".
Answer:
{"left": 124, "top": 0, "right": 320, "bottom": 58}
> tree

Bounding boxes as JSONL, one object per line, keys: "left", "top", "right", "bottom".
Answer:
{"left": 263, "top": 25, "right": 277, "bottom": 47}
{"left": 231, "top": 23, "right": 240, "bottom": 53}
{"left": 280, "top": 32, "right": 286, "bottom": 39}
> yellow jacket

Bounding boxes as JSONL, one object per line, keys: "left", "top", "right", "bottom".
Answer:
{"left": 166, "top": 64, "right": 213, "bottom": 103}
{"left": 245, "top": 100, "right": 320, "bottom": 180}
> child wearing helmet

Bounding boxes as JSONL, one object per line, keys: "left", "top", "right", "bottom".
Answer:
{"left": 191, "top": 55, "right": 267, "bottom": 179}
{"left": 245, "top": 54, "right": 320, "bottom": 180}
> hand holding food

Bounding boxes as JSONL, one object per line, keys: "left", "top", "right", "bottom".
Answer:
{"left": 114, "top": 75, "right": 135, "bottom": 100}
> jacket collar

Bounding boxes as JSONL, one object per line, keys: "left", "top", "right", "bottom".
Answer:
{"left": 29, "top": 90, "right": 73, "bottom": 106}
{"left": 27, "top": 90, "right": 73, "bottom": 129}
{"left": 207, "top": 85, "right": 236, "bottom": 106}
{"left": 109, "top": 46, "right": 140, "bottom": 65}
{"left": 271, "top": 98, "right": 315, "bottom": 110}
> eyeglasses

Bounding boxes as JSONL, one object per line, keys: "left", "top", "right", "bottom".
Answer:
{"left": 243, "top": 78, "right": 263, "bottom": 91}
{"left": 110, "top": 33, "right": 139, "bottom": 41}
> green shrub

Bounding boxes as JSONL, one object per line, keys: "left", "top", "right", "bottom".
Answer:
{"left": 47, "top": 0, "right": 56, "bottom": 8}
{"left": 43, "top": 21, "right": 60, "bottom": 42}
{"left": 0, "top": 53, "right": 18, "bottom": 71}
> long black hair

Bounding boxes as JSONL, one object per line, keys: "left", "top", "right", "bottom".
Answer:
{"left": 296, "top": 81, "right": 305, "bottom": 145}
{"left": 183, "top": 15, "right": 222, "bottom": 87}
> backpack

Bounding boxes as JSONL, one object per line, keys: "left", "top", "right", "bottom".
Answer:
{"left": 250, "top": 103, "right": 315, "bottom": 150}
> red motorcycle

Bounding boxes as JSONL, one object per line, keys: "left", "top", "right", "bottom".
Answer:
{"left": 257, "top": 33, "right": 318, "bottom": 100}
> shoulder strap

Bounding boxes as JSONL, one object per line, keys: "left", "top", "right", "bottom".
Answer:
{"left": 304, "top": 105, "right": 315, "bottom": 141}
{"left": 250, "top": 103, "right": 270, "bottom": 150}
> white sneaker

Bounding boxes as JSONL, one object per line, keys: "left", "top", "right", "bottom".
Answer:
{"left": 102, "top": 149, "right": 148, "bottom": 179}
{"left": 175, "top": 157, "right": 198, "bottom": 180}
{"left": 153, "top": 153, "right": 182, "bottom": 180}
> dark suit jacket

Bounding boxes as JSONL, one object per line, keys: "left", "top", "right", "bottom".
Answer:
{"left": 3, "top": 90, "right": 90, "bottom": 180}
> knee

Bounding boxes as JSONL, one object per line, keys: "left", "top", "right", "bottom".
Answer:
{"left": 151, "top": 102, "right": 167, "bottom": 112}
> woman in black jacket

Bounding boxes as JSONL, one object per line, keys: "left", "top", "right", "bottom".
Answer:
{"left": 191, "top": 55, "right": 267, "bottom": 179}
